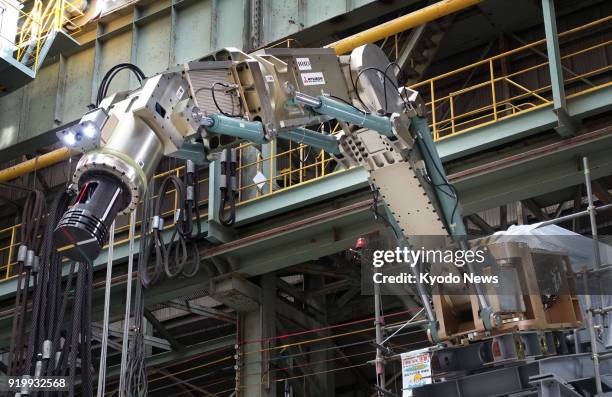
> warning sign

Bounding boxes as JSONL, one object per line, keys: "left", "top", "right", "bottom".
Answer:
{"left": 401, "top": 348, "right": 432, "bottom": 396}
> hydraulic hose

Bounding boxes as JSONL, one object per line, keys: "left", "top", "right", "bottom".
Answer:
{"left": 8, "top": 190, "right": 46, "bottom": 377}
{"left": 140, "top": 160, "right": 201, "bottom": 288}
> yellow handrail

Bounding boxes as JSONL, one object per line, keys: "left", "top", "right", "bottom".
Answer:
{"left": 411, "top": 14, "right": 611, "bottom": 139}
{"left": 11, "top": 0, "right": 84, "bottom": 71}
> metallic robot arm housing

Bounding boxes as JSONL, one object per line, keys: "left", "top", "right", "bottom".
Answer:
{"left": 54, "top": 44, "right": 483, "bottom": 338}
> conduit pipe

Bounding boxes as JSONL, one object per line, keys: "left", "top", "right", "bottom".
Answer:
{"left": 0, "top": 147, "right": 72, "bottom": 182}
{"left": 327, "top": 0, "right": 483, "bottom": 55}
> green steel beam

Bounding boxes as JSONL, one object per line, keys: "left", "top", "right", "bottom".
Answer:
{"left": 451, "top": 126, "right": 612, "bottom": 215}
{"left": 542, "top": 0, "right": 566, "bottom": 111}
{"left": 103, "top": 334, "right": 235, "bottom": 379}
{"left": 541, "top": 0, "right": 579, "bottom": 136}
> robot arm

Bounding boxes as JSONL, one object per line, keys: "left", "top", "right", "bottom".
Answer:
{"left": 53, "top": 44, "right": 492, "bottom": 337}
{"left": 54, "top": 72, "right": 199, "bottom": 263}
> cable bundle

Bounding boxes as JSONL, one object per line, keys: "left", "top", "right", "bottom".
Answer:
{"left": 122, "top": 213, "right": 149, "bottom": 397}
{"left": 140, "top": 160, "right": 201, "bottom": 288}
{"left": 14, "top": 188, "right": 96, "bottom": 397}
{"left": 95, "top": 63, "right": 146, "bottom": 106}
{"left": 218, "top": 148, "right": 237, "bottom": 227}
{"left": 8, "top": 190, "right": 46, "bottom": 377}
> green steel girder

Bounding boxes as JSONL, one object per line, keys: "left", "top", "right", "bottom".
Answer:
{"left": 103, "top": 334, "right": 236, "bottom": 379}
{"left": 450, "top": 125, "right": 612, "bottom": 215}
{"left": 541, "top": 0, "right": 579, "bottom": 137}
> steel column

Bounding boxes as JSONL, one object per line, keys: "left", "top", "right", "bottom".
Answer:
{"left": 240, "top": 273, "right": 276, "bottom": 397}
{"left": 541, "top": 0, "right": 578, "bottom": 136}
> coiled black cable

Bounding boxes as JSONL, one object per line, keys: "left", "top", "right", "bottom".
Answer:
{"left": 125, "top": 202, "right": 149, "bottom": 397}
{"left": 140, "top": 161, "right": 201, "bottom": 288}
{"left": 219, "top": 149, "right": 237, "bottom": 227}
{"left": 158, "top": 175, "right": 189, "bottom": 278}
{"left": 211, "top": 82, "right": 242, "bottom": 117}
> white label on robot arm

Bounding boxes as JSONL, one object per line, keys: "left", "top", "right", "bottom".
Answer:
{"left": 176, "top": 86, "right": 185, "bottom": 100}
{"left": 296, "top": 57, "right": 312, "bottom": 71}
{"left": 301, "top": 72, "right": 326, "bottom": 86}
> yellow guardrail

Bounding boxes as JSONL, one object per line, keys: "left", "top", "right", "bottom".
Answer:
{"left": 0, "top": 0, "right": 84, "bottom": 72}
{"left": 409, "top": 14, "right": 612, "bottom": 140}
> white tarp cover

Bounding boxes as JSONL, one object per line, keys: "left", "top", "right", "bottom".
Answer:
{"left": 491, "top": 223, "right": 612, "bottom": 269}
{"left": 491, "top": 223, "right": 612, "bottom": 348}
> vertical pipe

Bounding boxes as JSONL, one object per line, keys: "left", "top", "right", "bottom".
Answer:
{"left": 374, "top": 278, "right": 385, "bottom": 396}
{"left": 542, "top": 0, "right": 567, "bottom": 111}
{"left": 299, "top": 145, "right": 304, "bottom": 184}
{"left": 6, "top": 226, "right": 16, "bottom": 279}
{"left": 269, "top": 144, "right": 274, "bottom": 194}
{"left": 118, "top": 211, "right": 137, "bottom": 397}
{"left": 582, "top": 156, "right": 603, "bottom": 396}
{"left": 430, "top": 80, "right": 437, "bottom": 140}
{"left": 583, "top": 157, "right": 602, "bottom": 269}
{"left": 582, "top": 271, "right": 603, "bottom": 395}
{"left": 489, "top": 59, "right": 497, "bottom": 121}
{"left": 96, "top": 221, "right": 115, "bottom": 397}
{"left": 450, "top": 95, "right": 455, "bottom": 135}
{"left": 321, "top": 150, "right": 326, "bottom": 177}
{"left": 288, "top": 141, "right": 293, "bottom": 187}
{"left": 174, "top": 168, "right": 179, "bottom": 221}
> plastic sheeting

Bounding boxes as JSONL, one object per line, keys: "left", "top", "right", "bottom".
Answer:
{"left": 490, "top": 223, "right": 612, "bottom": 350}
{"left": 491, "top": 223, "right": 612, "bottom": 271}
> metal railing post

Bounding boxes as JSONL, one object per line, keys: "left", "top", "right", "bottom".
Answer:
{"left": 6, "top": 227, "right": 16, "bottom": 279}
{"left": 430, "top": 80, "right": 438, "bottom": 140}
{"left": 489, "top": 59, "right": 497, "bottom": 121}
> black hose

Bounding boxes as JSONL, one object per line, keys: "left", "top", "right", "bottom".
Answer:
{"left": 96, "top": 63, "right": 146, "bottom": 106}
{"left": 8, "top": 190, "right": 45, "bottom": 377}
{"left": 140, "top": 161, "right": 202, "bottom": 288}
{"left": 219, "top": 149, "right": 237, "bottom": 227}
{"left": 15, "top": 186, "right": 97, "bottom": 397}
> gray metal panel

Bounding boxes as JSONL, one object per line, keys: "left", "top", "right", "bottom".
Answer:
{"left": 0, "top": 54, "right": 34, "bottom": 94}
{"left": 173, "top": 0, "right": 213, "bottom": 64}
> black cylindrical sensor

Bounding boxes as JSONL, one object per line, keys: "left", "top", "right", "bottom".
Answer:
{"left": 54, "top": 174, "right": 128, "bottom": 262}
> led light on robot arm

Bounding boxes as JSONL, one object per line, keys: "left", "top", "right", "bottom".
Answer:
{"left": 56, "top": 107, "right": 109, "bottom": 153}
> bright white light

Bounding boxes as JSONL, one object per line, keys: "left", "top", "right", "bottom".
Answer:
{"left": 82, "top": 124, "right": 97, "bottom": 138}
{"left": 63, "top": 132, "right": 76, "bottom": 146}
